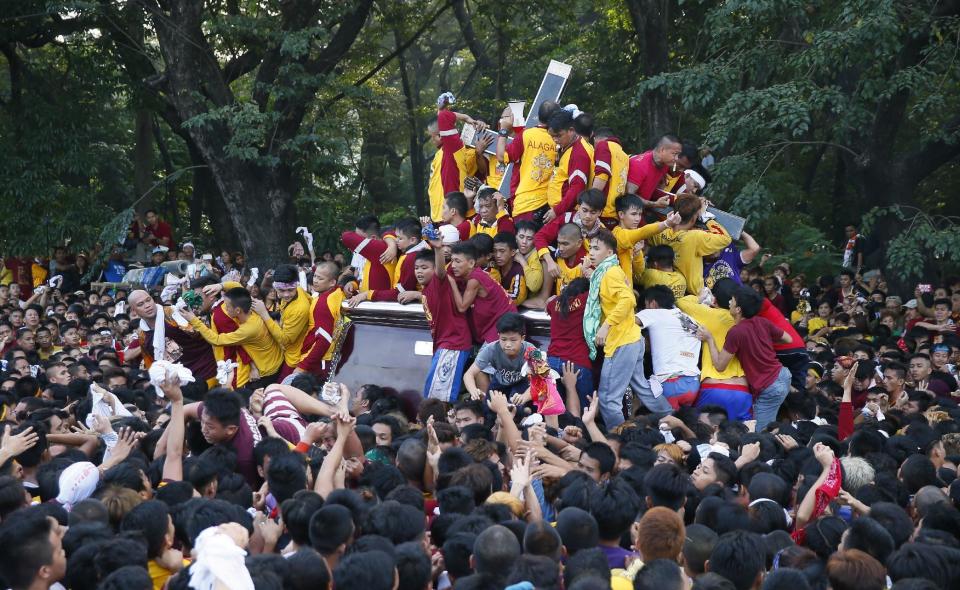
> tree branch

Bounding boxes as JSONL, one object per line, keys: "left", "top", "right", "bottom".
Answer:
{"left": 451, "top": 0, "right": 495, "bottom": 75}
{"left": 325, "top": 0, "right": 454, "bottom": 107}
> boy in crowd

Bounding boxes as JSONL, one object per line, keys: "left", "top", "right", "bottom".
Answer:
{"left": 490, "top": 232, "right": 528, "bottom": 306}
{"left": 463, "top": 313, "right": 537, "bottom": 398}
{"left": 429, "top": 92, "right": 483, "bottom": 222}
{"left": 442, "top": 192, "right": 476, "bottom": 242}
{"left": 636, "top": 285, "right": 702, "bottom": 409}
{"left": 448, "top": 242, "right": 517, "bottom": 343}
{"left": 640, "top": 244, "right": 688, "bottom": 298}
{"left": 611, "top": 193, "right": 680, "bottom": 288}
{"left": 647, "top": 194, "right": 732, "bottom": 295}
{"left": 585, "top": 229, "right": 673, "bottom": 428}
{"left": 534, "top": 189, "right": 604, "bottom": 286}
{"left": 295, "top": 262, "right": 345, "bottom": 380}
{"left": 473, "top": 188, "right": 515, "bottom": 238}
{"left": 676, "top": 280, "right": 751, "bottom": 420}
{"left": 545, "top": 110, "right": 595, "bottom": 222}
{"left": 697, "top": 285, "right": 793, "bottom": 431}
{"left": 514, "top": 220, "right": 545, "bottom": 308}
{"left": 416, "top": 236, "right": 473, "bottom": 402}
{"left": 260, "top": 264, "right": 312, "bottom": 380}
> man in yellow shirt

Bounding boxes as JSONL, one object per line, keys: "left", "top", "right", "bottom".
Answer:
{"left": 585, "top": 229, "right": 673, "bottom": 428}
{"left": 639, "top": 245, "right": 688, "bottom": 299}
{"left": 592, "top": 128, "right": 630, "bottom": 228}
{"left": 611, "top": 194, "right": 678, "bottom": 288}
{"left": 648, "top": 195, "right": 732, "bottom": 295}
{"left": 514, "top": 220, "right": 545, "bottom": 309}
{"left": 261, "top": 264, "right": 312, "bottom": 380}
{"left": 182, "top": 287, "right": 284, "bottom": 386}
{"left": 675, "top": 291, "right": 753, "bottom": 420}
{"left": 496, "top": 101, "right": 561, "bottom": 222}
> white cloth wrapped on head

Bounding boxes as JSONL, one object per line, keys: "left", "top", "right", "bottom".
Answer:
{"left": 56, "top": 462, "right": 100, "bottom": 511}
{"left": 149, "top": 360, "right": 196, "bottom": 395}
{"left": 188, "top": 527, "right": 254, "bottom": 590}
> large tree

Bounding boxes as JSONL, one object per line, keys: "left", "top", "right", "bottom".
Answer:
{"left": 135, "top": 0, "right": 373, "bottom": 266}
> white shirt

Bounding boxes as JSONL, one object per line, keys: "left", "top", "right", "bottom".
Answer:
{"left": 636, "top": 308, "right": 701, "bottom": 378}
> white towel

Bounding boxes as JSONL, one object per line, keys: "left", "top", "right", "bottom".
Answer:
{"left": 148, "top": 360, "right": 196, "bottom": 395}
{"left": 188, "top": 527, "right": 254, "bottom": 590}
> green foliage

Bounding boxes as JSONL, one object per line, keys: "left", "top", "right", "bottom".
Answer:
{"left": 861, "top": 206, "right": 960, "bottom": 281}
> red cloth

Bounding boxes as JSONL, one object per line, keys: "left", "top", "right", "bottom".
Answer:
{"left": 455, "top": 219, "right": 474, "bottom": 242}
{"left": 546, "top": 292, "right": 591, "bottom": 368}
{"left": 723, "top": 316, "right": 785, "bottom": 394}
{"left": 465, "top": 268, "right": 517, "bottom": 344}
{"left": 422, "top": 273, "right": 472, "bottom": 351}
{"left": 505, "top": 128, "right": 527, "bottom": 200}
{"left": 627, "top": 151, "right": 669, "bottom": 200}
{"left": 791, "top": 458, "right": 843, "bottom": 545}
{"left": 552, "top": 139, "right": 593, "bottom": 217}
{"left": 438, "top": 110, "right": 464, "bottom": 196}
{"left": 838, "top": 402, "right": 854, "bottom": 441}
{"left": 4, "top": 257, "right": 33, "bottom": 297}
{"left": 759, "top": 299, "right": 804, "bottom": 352}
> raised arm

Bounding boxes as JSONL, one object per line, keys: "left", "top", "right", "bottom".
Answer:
{"left": 160, "top": 380, "right": 185, "bottom": 482}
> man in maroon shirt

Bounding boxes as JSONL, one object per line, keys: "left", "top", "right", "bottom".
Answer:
{"left": 137, "top": 209, "right": 175, "bottom": 250}
{"left": 626, "top": 135, "right": 682, "bottom": 208}
{"left": 697, "top": 285, "right": 793, "bottom": 431}
{"left": 416, "top": 239, "right": 473, "bottom": 402}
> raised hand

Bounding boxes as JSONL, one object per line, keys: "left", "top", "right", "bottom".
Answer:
{"left": 1, "top": 425, "right": 38, "bottom": 457}
{"left": 582, "top": 393, "right": 599, "bottom": 425}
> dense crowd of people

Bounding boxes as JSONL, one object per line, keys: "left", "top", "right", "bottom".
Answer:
{"left": 1, "top": 94, "right": 960, "bottom": 590}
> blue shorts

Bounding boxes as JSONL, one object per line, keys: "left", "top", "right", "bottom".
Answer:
{"left": 424, "top": 348, "right": 470, "bottom": 402}
{"left": 696, "top": 383, "right": 754, "bottom": 421}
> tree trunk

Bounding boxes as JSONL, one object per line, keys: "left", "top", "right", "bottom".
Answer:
{"left": 624, "top": 0, "right": 676, "bottom": 145}
{"left": 397, "top": 31, "right": 428, "bottom": 216}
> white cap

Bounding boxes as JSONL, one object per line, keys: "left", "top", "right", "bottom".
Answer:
{"left": 684, "top": 169, "right": 706, "bottom": 189}
{"left": 439, "top": 225, "right": 460, "bottom": 245}
{"left": 152, "top": 246, "right": 170, "bottom": 254}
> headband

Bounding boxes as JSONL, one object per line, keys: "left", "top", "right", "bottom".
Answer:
{"left": 272, "top": 281, "right": 298, "bottom": 290}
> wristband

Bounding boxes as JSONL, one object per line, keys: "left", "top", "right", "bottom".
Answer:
{"left": 498, "top": 129, "right": 509, "bottom": 137}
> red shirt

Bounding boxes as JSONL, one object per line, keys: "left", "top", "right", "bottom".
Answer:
{"left": 551, "top": 138, "right": 594, "bottom": 217}
{"left": 759, "top": 299, "right": 804, "bottom": 352}
{"left": 627, "top": 151, "right": 669, "bottom": 201}
{"left": 546, "top": 293, "right": 591, "bottom": 368}
{"left": 465, "top": 268, "right": 517, "bottom": 344}
{"left": 723, "top": 316, "right": 785, "bottom": 394}
{"left": 138, "top": 220, "right": 174, "bottom": 247}
{"left": 422, "top": 273, "right": 472, "bottom": 351}
{"left": 341, "top": 231, "right": 393, "bottom": 290}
